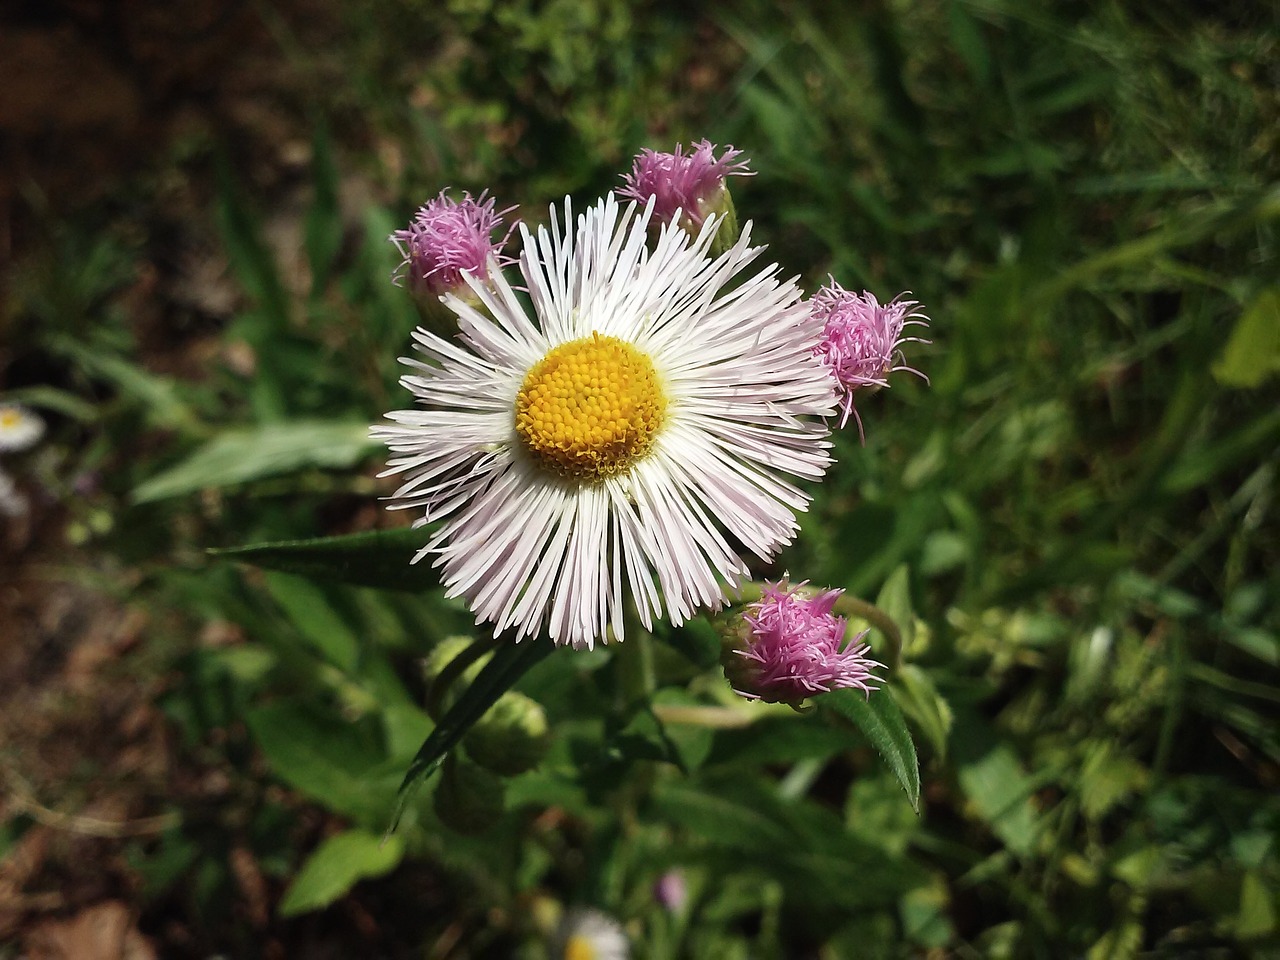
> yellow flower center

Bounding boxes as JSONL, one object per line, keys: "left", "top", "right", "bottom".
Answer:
{"left": 515, "top": 333, "right": 666, "bottom": 481}
{"left": 565, "top": 936, "right": 598, "bottom": 960}
{"left": 0, "top": 411, "right": 20, "bottom": 429}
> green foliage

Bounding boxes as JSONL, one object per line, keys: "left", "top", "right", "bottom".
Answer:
{"left": 133, "top": 422, "right": 378, "bottom": 504}
{"left": 212, "top": 527, "right": 435, "bottom": 591}
{"left": 7, "top": 0, "right": 1277, "bottom": 955}
{"left": 279, "top": 830, "right": 405, "bottom": 916}
{"left": 818, "top": 688, "right": 920, "bottom": 812}
{"left": 393, "top": 635, "right": 555, "bottom": 829}
{"left": 1214, "top": 286, "right": 1280, "bottom": 388}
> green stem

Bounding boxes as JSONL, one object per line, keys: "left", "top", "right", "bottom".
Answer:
{"left": 832, "top": 594, "right": 903, "bottom": 674}
{"left": 617, "top": 610, "right": 655, "bottom": 708}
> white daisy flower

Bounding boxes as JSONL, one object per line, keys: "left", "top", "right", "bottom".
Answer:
{"left": 0, "top": 403, "right": 44, "bottom": 453}
{"left": 374, "top": 194, "right": 834, "bottom": 649}
{"left": 554, "top": 908, "right": 629, "bottom": 960}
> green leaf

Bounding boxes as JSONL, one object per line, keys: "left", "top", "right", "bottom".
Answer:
{"left": 1213, "top": 287, "right": 1280, "bottom": 388}
{"left": 304, "top": 122, "right": 342, "bottom": 297}
{"left": 705, "top": 715, "right": 852, "bottom": 768}
{"left": 133, "top": 421, "right": 377, "bottom": 503}
{"left": 2, "top": 385, "right": 98, "bottom": 422}
{"left": 1237, "top": 869, "right": 1278, "bottom": 939}
{"left": 875, "top": 564, "right": 915, "bottom": 648}
{"left": 45, "top": 334, "right": 200, "bottom": 434}
{"left": 217, "top": 157, "right": 288, "bottom": 330}
{"left": 817, "top": 687, "right": 921, "bottom": 812}
{"left": 649, "top": 783, "right": 794, "bottom": 850}
{"left": 900, "top": 878, "right": 955, "bottom": 949}
{"left": 1078, "top": 740, "right": 1148, "bottom": 821}
{"left": 952, "top": 712, "right": 1041, "bottom": 857}
{"left": 212, "top": 527, "right": 435, "bottom": 592}
{"left": 946, "top": 0, "right": 991, "bottom": 86}
{"left": 652, "top": 778, "right": 927, "bottom": 905}
{"left": 390, "top": 634, "right": 555, "bottom": 831}
{"left": 245, "top": 700, "right": 402, "bottom": 826}
{"left": 893, "top": 664, "right": 953, "bottom": 760}
{"left": 262, "top": 572, "right": 360, "bottom": 672}
{"left": 278, "top": 830, "right": 404, "bottom": 916}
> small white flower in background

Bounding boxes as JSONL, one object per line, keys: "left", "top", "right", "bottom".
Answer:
{"left": 555, "top": 909, "right": 629, "bottom": 960}
{"left": 374, "top": 194, "right": 835, "bottom": 649}
{"left": 0, "top": 403, "right": 45, "bottom": 453}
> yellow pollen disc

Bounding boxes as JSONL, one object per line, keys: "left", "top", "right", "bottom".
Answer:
{"left": 565, "top": 937, "right": 597, "bottom": 960}
{"left": 515, "top": 333, "right": 666, "bottom": 481}
{"left": 0, "top": 411, "right": 19, "bottom": 428}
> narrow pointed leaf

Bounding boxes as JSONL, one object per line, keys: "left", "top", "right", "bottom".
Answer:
{"left": 389, "top": 634, "right": 555, "bottom": 831}
{"left": 818, "top": 686, "right": 921, "bottom": 812}
{"left": 210, "top": 526, "right": 434, "bottom": 591}
{"left": 133, "top": 421, "right": 377, "bottom": 503}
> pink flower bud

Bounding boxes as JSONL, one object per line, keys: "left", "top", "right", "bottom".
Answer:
{"left": 728, "top": 582, "right": 883, "bottom": 705}
{"left": 617, "top": 140, "right": 752, "bottom": 232}
{"left": 390, "top": 190, "right": 516, "bottom": 298}
{"left": 810, "top": 282, "right": 930, "bottom": 438}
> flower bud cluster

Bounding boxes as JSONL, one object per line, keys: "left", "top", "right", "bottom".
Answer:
{"left": 421, "top": 637, "right": 551, "bottom": 835}
{"left": 389, "top": 138, "right": 930, "bottom": 713}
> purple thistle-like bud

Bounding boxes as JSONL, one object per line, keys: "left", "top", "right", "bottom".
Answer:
{"left": 811, "top": 281, "right": 930, "bottom": 438}
{"left": 618, "top": 140, "right": 752, "bottom": 231}
{"left": 390, "top": 190, "right": 516, "bottom": 298}
{"left": 732, "top": 582, "right": 883, "bottom": 705}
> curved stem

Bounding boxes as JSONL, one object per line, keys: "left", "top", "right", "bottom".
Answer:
{"left": 832, "top": 594, "right": 902, "bottom": 674}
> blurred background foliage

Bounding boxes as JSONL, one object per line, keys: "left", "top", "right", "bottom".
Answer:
{"left": 1, "top": 0, "right": 1277, "bottom": 956}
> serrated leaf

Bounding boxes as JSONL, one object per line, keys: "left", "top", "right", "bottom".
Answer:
{"left": 390, "top": 634, "right": 555, "bottom": 831}
{"left": 212, "top": 526, "right": 434, "bottom": 591}
{"left": 818, "top": 687, "right": 921, "bottom": 812}
{"left": 133, "top": 421, "right": 378, "bottom": 503}
{"left": 279, "top": 830, "right": 404, "bottom": 916}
